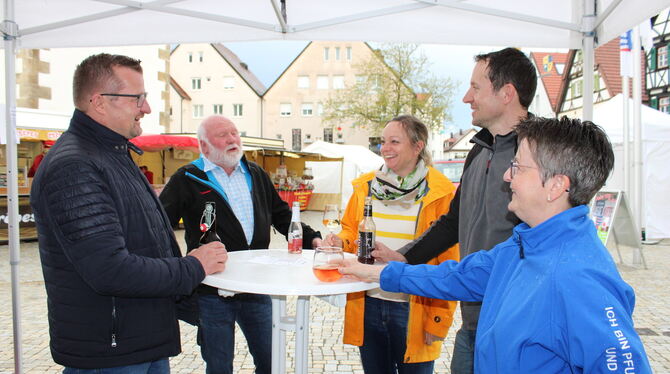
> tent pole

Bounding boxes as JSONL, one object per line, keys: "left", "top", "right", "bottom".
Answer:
{"left": 622, "top": 77, "right": 631, "bottom": 200}
{"left": 632, "top": 26, "right": 644, "bottom": 256}
{"left": 581, "top": 0, "right": 596, "bottom": 121}
{"left": 3, "top": 0, "right": 24, "bottom": 371}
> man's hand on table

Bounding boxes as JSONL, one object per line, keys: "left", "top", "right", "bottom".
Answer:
{"left": 189, "top": 241, "right": 228, "bottom": 274}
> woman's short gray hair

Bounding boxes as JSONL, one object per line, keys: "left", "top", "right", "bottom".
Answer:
{"left": 515, "top": 116, "right": 614, "bottom": 206}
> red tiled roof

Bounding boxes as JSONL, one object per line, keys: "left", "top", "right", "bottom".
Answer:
{"left": 530, "top": 52, "right": 569, "bottom": 113}
{"left": 595, "top": 37, "right": 648, "bottom": 101}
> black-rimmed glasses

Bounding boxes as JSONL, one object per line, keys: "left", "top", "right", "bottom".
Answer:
{"left": 100, "top": 92, "right": 148, "bottom": 108}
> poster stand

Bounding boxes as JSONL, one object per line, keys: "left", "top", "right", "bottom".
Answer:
{"left": 590, "top": 190, "right": 646, "bottom": 269}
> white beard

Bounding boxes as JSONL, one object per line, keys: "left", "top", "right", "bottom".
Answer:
{"left": 208, "top": 143, "right": 243, "bottom": 168}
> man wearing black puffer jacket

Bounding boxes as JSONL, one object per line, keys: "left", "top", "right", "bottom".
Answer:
{"left": 30, "top": 53, "right": 228, "bottom": 373}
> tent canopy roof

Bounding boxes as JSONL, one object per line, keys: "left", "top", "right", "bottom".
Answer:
{"left": 6, "top": 0, "right": 669, "bottom": 49}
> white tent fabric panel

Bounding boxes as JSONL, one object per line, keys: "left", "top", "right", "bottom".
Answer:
{"left": 597, "top": 95, "right": 670, "bottom": 239}
{"left": 4, "top": 0, "right": 669, "bottom": 371}
{"left": 4, "top": 0, "right": 669, "bottom": 49}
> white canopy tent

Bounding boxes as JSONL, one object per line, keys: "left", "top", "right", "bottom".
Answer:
{"left": 304, "top": 140, "right": 384, "bottom": 208}
{"left": 597, "top": 94, "right": 670, "bottom": 239}
{"left": 3, "top": 0, "right": 669, "bottom": 372}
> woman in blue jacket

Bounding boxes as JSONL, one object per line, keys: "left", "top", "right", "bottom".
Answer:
{"left": 339, "top": 116, "right": 651, "bottom": 374}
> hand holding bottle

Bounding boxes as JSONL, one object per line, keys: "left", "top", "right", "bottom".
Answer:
{"left": 189, "top": 241, "right": 228, "bottom": 274}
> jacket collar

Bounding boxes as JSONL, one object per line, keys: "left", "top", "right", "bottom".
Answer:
{"left": 470, "top": 112, "right": 534, "bottom": 149}
{"left": 68, "top": 109, "right": 143, "bottom": 155}
{"left": 512, "top": 205, "right": 591, "bottom": 256}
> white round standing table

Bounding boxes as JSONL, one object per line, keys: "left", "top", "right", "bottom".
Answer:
{"left": 202, "top": 249, "right": 379, "bottom": 374}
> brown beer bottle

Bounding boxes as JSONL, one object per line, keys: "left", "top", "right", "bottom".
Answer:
{"left": 357, "top": 196, "right": 375, "bottom": 264}
{"left": 199, "top": 202, "right": 222, "bottom": 244}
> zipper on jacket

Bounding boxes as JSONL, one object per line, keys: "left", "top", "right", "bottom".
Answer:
{"left": 519, "top": 239, "right": 525, "bottom": 259}
{"left": 485, "top": 151, "right": 494, "bottom": 175}
{"left": 111, "top": 297, "right": 118, "bottom": 348}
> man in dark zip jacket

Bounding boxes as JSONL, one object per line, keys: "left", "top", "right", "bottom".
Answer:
{"left": 371, "top": 47, "right": 537, "bottom": 374}
{"left": 159, "top": 115, "right": 322, "bottom": 374}
{"left": 31, "top": 53, "right": 228, "bottom": 372}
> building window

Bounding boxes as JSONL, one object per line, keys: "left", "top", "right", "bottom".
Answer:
{"left": 213, "top": 104, "right": 223, "bottom": 115}
{"left": 280, "top": 103, "right": 292, "bottom": 117}
{"left": 193, "top": 104, "right": 204, "bottom": 118}
{"left": 301, "top": 103, "right": 313, "bottom": 116}
{"left": 223, "top": 76, "right": 235, "bottom": 89}
{"left": 188, "top": 52, "right": 193, "bottom": 63}
{"left": 324, "top": 128, "right": 333, "bottom": 143}
{"left": 298, "top": 76, "right": 310, "bottom": 89}
{"left": 324, "top": 47, "right": 330, "bottom": 61}
{"left": 335, "top": 47, "right": 341, "bottom": 60}
{"left": 594, "top": 73, "right": 601, "bottom": 91}
{"left": 317, "top": 103, "right": 324, "bottom": 116}
{"left": 660, "top": 97, "right": 670, "bottom": 113}
{"left": 570, "top": 79, "right": 583, "bottom": 98}
{"left": 198, "top": 51, "right": 204, "bottom": 62}
{"left": 317, "top": 75, "right": 329, "bottom": 89}
{"left": 192, "top": 78, "right": 202, "bottom": 90}
{"left": 292, "top": 128, "right": 302, "bottom": 151}
{"left": 347, "top": 47, "right": 352, "bottom": 61}
{"left": 233, "top": 104, "right": 243, "bottom": 117}
{"left": 333, "top": 75, "right": 345, "bottom": 89}
{"left": 658, "top": 45, "right": 668, "bottom": 68}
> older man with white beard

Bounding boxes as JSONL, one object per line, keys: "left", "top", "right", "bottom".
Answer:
{"left": 160, "top": 115, "right": 323, "bottom": 374}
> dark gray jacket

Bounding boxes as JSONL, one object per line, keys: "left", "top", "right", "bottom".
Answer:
{"left": 31, "top": 110, "right": 205, "bottom": 369}
{"left": 400, "top": 127, "right": 520, "bottom": 330}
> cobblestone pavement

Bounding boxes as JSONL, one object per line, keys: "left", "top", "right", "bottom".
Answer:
{"left": 1, "top": 211, "right": 669, "bottom": 373}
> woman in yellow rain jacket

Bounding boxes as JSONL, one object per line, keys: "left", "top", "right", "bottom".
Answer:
{"left": 324, "top": 115, "right": 459, "bottom": 373}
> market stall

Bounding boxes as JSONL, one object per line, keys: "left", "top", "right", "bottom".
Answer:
{"left": 129, "top": 134, "right": 344, "bottom": 211}
{"left": 0, "top": 128, "right": 63, "bottom": 242}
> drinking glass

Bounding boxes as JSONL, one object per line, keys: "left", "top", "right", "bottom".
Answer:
{"left": 312, "top": 246, "right": 344, "bottom": 282}
{"left": 323, "top": 204, "right": 340, "bottom": 234}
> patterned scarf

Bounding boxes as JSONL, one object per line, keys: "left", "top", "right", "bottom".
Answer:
{"left": 369, "top": 160, "right": 429, "bottom": 207}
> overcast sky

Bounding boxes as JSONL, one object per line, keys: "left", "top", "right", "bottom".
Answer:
{"left": 226, "top": 41, "right": 502, "bottom": 132}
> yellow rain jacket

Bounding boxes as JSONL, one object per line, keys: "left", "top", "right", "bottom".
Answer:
{"left": 338, "top": 167, "right": 460, "bottom": 363}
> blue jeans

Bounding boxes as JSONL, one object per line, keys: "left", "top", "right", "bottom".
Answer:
{"left": 198, "top": 293, "right": 272, "bottom": 374}
{"left": 63, "top": 358, "right": 169, "bottom": 374}
{"left": 359, "top": 296, "right": 434, "bottom": 374}
{"left": 450, "top": 328, "right": 476, "bottom": 374}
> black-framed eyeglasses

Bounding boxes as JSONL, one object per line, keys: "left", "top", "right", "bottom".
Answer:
{"left": 509, "top": 160, "right": 537, "bottom": 179}
{"left": 100, "top": 92, "right": 148, "bottom": 108}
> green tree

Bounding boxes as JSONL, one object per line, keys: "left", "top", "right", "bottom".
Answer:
{"left": 322, "top": 43, "right": 457, "bottom": 134}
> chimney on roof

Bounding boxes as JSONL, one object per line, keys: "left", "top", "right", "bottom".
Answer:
{"left": 450, "top": 132, "right": 453, "bottom": 138}
{"left": 459, "top": 129, "right": 463, "bottom": 135}
{"left": 240, "top": 62, "right": 249, "bottom": 70}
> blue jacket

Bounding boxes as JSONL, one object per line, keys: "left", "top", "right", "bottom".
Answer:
{"left": 31, "top": 110, "right": 205, "bottom": 368}
{"left": 381, "top": 205, "right": 651, "bottom": 373}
